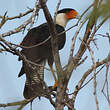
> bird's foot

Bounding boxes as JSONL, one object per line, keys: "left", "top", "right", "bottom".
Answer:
{"left": 53, "top": 80, "right": 58, "bottom": 89}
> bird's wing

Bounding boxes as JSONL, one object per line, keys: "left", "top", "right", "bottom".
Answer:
{"left": 18, "top": 23, "right": 66, "bottom": 99}
{"left": 18, "top": 23, "right": 49, "bottom": 99}
{"left": 18, "top": 23, "right": 50, "bottom": 77}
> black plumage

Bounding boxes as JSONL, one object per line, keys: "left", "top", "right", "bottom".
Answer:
{"left": 18, "top": 8, "right": 79, "bottom": 99}
{"left": 57, "top": 8, "right": 76, "bottom": 14}
{"left": 18, "top": 23, "right": 66, "bottom": 99}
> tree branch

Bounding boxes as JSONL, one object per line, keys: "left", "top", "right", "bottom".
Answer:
{"left": 65, "top": 0, "right": 99, "bottom": 84}
{"left": 0, "top": 1, "right": 41, "bottom": 38}
{"left": 39, "top": 0, "right": 63, "bottom": 75}
{"left": 72, "top": 53, "right": 110, "bottom": 106}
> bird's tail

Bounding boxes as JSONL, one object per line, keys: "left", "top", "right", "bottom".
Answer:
{"left": 23, "top": 60, "right": 46, "bottom": 99}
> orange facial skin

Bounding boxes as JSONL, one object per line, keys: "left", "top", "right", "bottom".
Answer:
{"left": 66, "top": 10, "right": 78, "bottom": 19}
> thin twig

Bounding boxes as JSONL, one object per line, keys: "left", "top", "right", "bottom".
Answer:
{"left": 65, "top": 102, "right": 74, "bottom": 110}
{"left": 89, "top": 46, "right": 99, "bottom": 110}
{"left": 0, "top": 48, "right": 6, "bottom": 53}
{"left": 102, "top": 62, "right": 110, "bottom": 105}
{"left": 28, "top": 0, "right": 40, "bottom": 30}
{"left": 69, "top": 16, "right": 89, "bottom": 58}
{"left": 53, "top": 0, "right": 61, "bottom": 23}
{"left": 71, "top": 53, "right": 110, "bottom": 106}
{"left": 0, "top": 8, "right": 33, "bottom": 20}
{"left": 79, "top": 31, "right": 99, "bottom": 110}
{"left": 0, "top": 11, "right": 8, "bottom": 28}
{"left": 0, "top": 1, "right": 41, "bottom": 38}
{"left": 0, "top": 36, "right": 55, "bottom": 72}
{"left": 68, "top": 4, "right": 94, "bottom": 58}
{"left": 0, "top": 99, "right": 30, "bottom": 108}
{"left": 81, "top": 65, "right": 105, "bottom": 89}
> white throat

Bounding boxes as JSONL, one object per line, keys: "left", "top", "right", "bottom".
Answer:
{"left": 56, "top": 13, "right": 68, "bottom": 27}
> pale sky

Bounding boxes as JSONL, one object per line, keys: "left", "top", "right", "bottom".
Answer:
{"left": 0, "top": 0, "right": 110, "bottom": 110}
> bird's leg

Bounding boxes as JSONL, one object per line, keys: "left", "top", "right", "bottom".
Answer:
{"left": 49, "top": 64, "right": 58, "bottom": 88}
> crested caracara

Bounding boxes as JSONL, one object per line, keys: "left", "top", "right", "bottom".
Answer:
{"left": 18, "top": 8, "right": 79, "bottom": 99}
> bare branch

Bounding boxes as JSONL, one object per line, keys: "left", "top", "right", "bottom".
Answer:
{"left": 81, "top": 65, "right": 105, "bottom": 89}
{"left": 0, "top": 11, "right": 8, "bottom": 28}
{"left": 65, "top": 2, "right": 98, "bottom": 84}
{"left": 102, "top": 62, "right": 110, "bottom": 105}
{"left": 39, "top": 1, "right": 65, "bottom": 110}
{"left": 39, "top": 0, "right": 63, "bottom": 75}
{"left": 0, "top": 99, "right": 30, "bottom": 110}
{"left": 0, "top": 1, "right": 41, "bottom": 38}
{"left": 0, "top": 8, "right": 33, "bottom": 20}
{"left": 53, "top": 0, "right": 61, "bottom": 23}
{"left": 72, "top": 53, "right": 110, "bottom": 106}
{"left": 69, "top": 16, "right": 89, "bottom": 58}
{"left": 28, "top": 0, "right": 40, "bottom": 30}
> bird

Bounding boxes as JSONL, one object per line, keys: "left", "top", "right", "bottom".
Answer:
{"left": 18, "top": 8, "right": 79, "bottom": 99}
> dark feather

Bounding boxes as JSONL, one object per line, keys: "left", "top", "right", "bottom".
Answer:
{"left": 57, "top": 8, "right": 76, "bottom": 14}
{"left": 23, "top": 60, "right": 46, "bottom": 99}
{"left": 19, "top": 23, "right": 66, "bottom": 99}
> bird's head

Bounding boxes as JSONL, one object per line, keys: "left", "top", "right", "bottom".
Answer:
{"left": 56, "top": 8, "right": 80, "bottom": 27}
